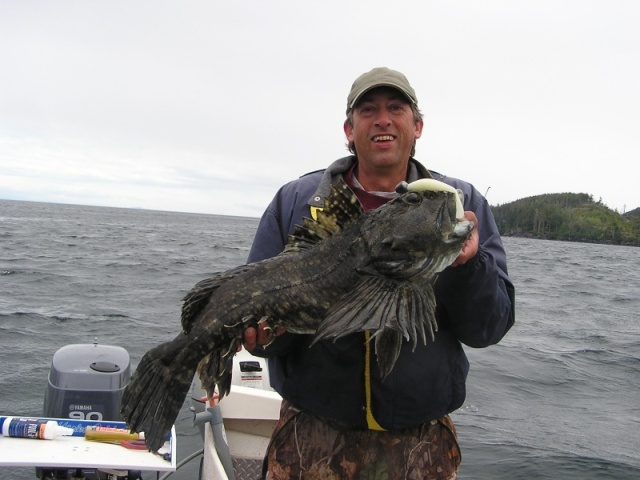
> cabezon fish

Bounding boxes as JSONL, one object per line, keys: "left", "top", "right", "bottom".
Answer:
{"left": 120, "top": 178, "right": 474, "bottom": 451}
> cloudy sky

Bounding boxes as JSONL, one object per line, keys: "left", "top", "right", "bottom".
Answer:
{"left": 1, "top": 0, "right": 639, "bottom": 218}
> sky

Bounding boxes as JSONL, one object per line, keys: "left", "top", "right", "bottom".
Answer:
{"left": 1, "top": 0, "right": 639, "bottom": 218}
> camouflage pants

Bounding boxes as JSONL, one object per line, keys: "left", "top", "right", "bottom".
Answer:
{"left": 263, "top": 400, "right": 461, "bottom": 480}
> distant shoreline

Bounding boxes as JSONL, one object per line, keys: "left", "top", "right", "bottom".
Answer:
{"left": 503, "top": 233, "right": 639, "bottom": 248}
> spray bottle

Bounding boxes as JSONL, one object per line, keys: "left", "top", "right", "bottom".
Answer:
{"left": 0, "top": 416, "right": 74, "bottom": 440}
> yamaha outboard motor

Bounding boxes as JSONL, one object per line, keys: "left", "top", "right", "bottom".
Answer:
{"left": 37, "top": 341, "right": 133, "bottom": 480}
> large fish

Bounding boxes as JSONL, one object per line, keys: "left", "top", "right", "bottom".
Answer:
{"left": 120, "top": 178, "right": 474, "bottom": 451}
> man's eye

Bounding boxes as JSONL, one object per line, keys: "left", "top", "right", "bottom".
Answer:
{"left": 359, "top": 105, "right": 375, "bottom": 114}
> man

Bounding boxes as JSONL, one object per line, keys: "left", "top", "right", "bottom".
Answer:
{"left": 244, "top": 67, "right": 515, "bottom": 479}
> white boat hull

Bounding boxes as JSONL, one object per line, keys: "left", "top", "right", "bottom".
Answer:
{"left": 195, "top": 350, "right": 282, "bottom": 480}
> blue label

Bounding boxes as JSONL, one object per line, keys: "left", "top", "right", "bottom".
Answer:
{"left": 1, "top": 415, "right": 172, "bottom": 439}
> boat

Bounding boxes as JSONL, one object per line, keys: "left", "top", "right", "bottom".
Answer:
{"left": 0, "top": 342, "right": 280, "bottom": 480}
{"left": 190, "top": 349, "right": 282, "bottom": 480}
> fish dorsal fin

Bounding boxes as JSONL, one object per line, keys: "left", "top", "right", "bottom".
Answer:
{"left": 181, "top": 264, "right": 255, "bottom": 333}
{"left": 285, "top": 179, "right": 363, "bottom": 253}
{"left": 312, "top": 276, "right": 438, "bottom": 379}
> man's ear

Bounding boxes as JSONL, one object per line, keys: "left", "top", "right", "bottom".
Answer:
{"left": 343, "top": 120, "right": 354, "bottom": 143}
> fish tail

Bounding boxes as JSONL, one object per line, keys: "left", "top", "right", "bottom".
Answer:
{"left": 120, "top": 333, "right": 197, "bottom": 452}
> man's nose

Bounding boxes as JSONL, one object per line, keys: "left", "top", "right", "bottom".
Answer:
{"left": 374, "top": 108, "right": 392, "bottom": 126}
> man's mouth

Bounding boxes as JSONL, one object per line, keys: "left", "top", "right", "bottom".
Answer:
{"left": 372, "top": 135, "right": 395, "bottom": 142}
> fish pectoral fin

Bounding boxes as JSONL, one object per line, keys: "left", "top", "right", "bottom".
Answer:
{"left": 314, "top": 276, "right": 438, "bottom": 351}
{"left": 313, "top": 276, "right": 438, "bottom": 378}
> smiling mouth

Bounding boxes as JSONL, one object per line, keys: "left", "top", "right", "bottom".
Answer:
{"left": 372, "top": 135, "right": 395, "bottom": 142}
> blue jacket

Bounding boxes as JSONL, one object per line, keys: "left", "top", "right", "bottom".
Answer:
{"left": 247, "top": 156, "right": 515, "bottom": 430}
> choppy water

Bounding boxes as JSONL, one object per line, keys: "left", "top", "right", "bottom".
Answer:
{"left": 1, "top": 199, "right": 639, "bottom": 479}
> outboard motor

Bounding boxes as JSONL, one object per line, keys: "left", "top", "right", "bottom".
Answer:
{"left": 37, "top": 341, "right": 133, "bottom": 480}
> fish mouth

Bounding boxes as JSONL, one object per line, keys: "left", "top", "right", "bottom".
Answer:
{"left": 450, "top": 219, "right": 475, "bottom": 240}
{"left": 437, "top": 194, "right": 474, "bottom": 243}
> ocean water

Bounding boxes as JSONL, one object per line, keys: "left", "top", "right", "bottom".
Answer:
{"left": 1, "top": 199, "right": 639, "bottom": 479}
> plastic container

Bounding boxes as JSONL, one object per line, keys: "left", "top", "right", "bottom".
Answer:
{"left": 0, "top": 416, "right": 74, "bottom": 440}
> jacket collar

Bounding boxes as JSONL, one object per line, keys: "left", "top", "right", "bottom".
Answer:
{"left": 308, "top": 155, "right": 432, "bottom": 207}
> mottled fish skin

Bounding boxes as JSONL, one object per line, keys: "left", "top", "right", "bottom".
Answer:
{"left": 120, "top": 180, "right": 474, "bottom": 452}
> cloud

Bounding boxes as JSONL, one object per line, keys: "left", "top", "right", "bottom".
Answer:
{"left": 1, "top": 0, "right": 639, "bottom": 216}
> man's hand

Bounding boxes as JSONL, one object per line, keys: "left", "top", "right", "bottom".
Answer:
{"left": 242, "top": 322, "right": 286, "bottom": 351}
{"left": 452, "top": 211, "right": 479, "bottom": 267}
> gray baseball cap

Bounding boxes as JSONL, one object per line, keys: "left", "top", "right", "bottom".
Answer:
{"left": 346, "top": 67, "right": 418, "bottom": 114}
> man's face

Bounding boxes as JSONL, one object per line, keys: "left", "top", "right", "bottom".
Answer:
{"left": 344, "top": 87, "right": 423, "bottom": 171}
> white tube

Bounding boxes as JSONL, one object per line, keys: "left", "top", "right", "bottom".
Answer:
{"left": 406, "top": 178, "right": 465, "bottom": 219}
{"left": 0, "top": 416, "right": 74, "bottom": 440}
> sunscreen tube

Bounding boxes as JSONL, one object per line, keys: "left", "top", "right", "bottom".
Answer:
{"left": 84, "top": 425, "right": 145, "bottom": 442}
{"left": 0, "top": 416, "right": 74, "bottom": 440}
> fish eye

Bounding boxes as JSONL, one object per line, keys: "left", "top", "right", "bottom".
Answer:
{"left": 403, "top": 192, "right": 422, "bottom": 205}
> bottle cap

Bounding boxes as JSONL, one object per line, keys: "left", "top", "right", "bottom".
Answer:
{"left": 56, "top": 424, "right": 75, "bottom": 437}
{"left": 42, "top": 420, "right": 74, "bottom": 440}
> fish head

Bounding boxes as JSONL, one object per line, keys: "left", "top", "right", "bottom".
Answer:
{"left": 359, "top": 186, "right": 475, "bottom": 278}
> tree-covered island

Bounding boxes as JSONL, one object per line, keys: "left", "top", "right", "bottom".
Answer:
{"left": 491, "top": 193, "right": 640, "bottom": 246}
